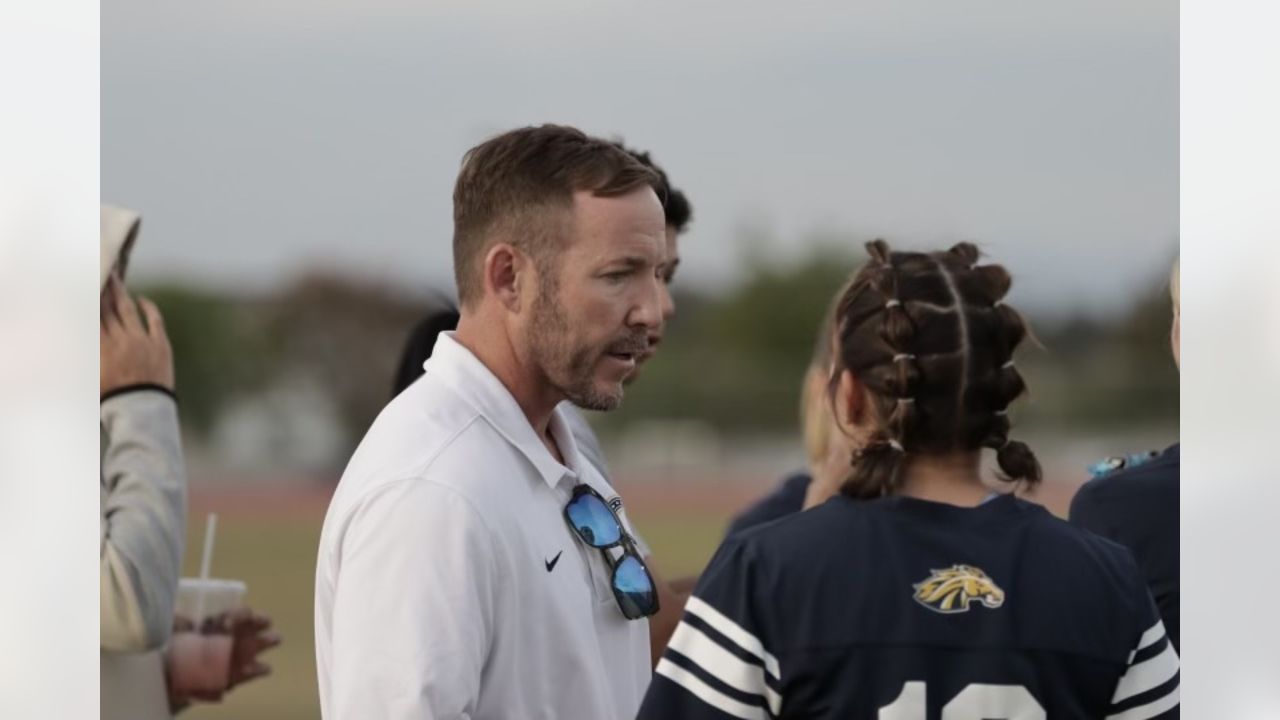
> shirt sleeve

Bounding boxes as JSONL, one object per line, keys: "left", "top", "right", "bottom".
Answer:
{"left": 100, "top": 389, "right": 187, "bottom": 652}
{"left": 637, "top": 538, "right": 781, "bottom": 720}
{"left": 327, "top": 479, "right": 501, "bottom": 720}
{"left": 1105, "top": 581, "right": 1180, "bottom": 719}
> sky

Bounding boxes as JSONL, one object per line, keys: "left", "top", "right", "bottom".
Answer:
{"left": 103, "top": 0, "right": 1177, "bottom": 317}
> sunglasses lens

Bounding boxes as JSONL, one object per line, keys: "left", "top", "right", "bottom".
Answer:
{"left": 612, "top": 554, "right": 657, "bottom": 619}
{"left": 565, "top": 492, "right": 622, "bottom": 548}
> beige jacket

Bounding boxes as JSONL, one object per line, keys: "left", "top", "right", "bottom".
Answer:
{"left": 100, "top": 205, "right": 187, "bottom": 720}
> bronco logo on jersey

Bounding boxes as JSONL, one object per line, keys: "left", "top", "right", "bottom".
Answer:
{"left": 912, "top": 564, "right": 1006, "bottom": 614}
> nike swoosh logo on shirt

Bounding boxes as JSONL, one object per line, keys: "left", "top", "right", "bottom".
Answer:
{"left": 545, "top": 551, "right": 563, "bottom": 572}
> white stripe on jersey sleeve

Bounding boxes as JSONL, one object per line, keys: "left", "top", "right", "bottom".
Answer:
{"left": 1112, "top": 641, "right": 1179, "bottom": 703}
{"left": 1127, "top": 620, "right": 1169, "bottom": 664}
{"left": 666, "top": 620, "right": 782, "bottom": 716}
{"left": 1109, "top": 619, "right": 1179, "bottom": 717}
{"left": 1106, "top": 684, "right": 1179, "bottom": 720}
{"left": 685, "top": 596, "right": 782, "bottom": 681}
{"left": 655, "top": 658, "right": 769, "bottom": 720}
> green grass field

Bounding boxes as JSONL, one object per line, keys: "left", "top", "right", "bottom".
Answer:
{"left": 177, "top": 503, "right": 734, "bottom": 719}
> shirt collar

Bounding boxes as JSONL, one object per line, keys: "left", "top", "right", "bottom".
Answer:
{"left": 425, "top": 332, "right": 582, "bottom": 492}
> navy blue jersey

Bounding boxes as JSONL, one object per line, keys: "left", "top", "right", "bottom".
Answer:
{"left": 1070, "top": 444, "right": 1179, "bottom": 653}
{"left": 638, "top": 494, "right": 1179, "bottom": 719}
{"left": 725, "top": 472, "right": 811, "bottom": 538}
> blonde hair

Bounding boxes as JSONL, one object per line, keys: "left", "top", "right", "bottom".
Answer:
{"left": 800, "top": 282, "right": 849, "bottom": 466}
{"left": 801, "top": 366, "right": 835, "bottom": 466}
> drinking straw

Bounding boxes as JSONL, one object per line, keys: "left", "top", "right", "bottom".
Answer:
{"left": 193, "top": 512, "right": 218, "bottom": 625}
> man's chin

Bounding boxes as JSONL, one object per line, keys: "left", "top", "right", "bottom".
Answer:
{"left": 573, "top": 352, "right": 643, "bottom": 407}
{"left": 573, "top": 388, "right": 623, "bottom": 412}
{"left": 565, "top": 374, "right": 625, "bottom": 411}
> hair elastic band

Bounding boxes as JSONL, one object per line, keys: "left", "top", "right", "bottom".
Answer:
{"left": 888, "top": 439, "right": 905, "bottom": 452}
{"left": 885, "top": 299, "right": 902, "bottom": 309}
{"left": 892, "top": 353, "right": 916, "bottom": 362}
{"left": 1001, "top": 360, "right": 1015, "bottom": 369}
{"left": 994, "top": 409, "right": 1008, "bottom": 416}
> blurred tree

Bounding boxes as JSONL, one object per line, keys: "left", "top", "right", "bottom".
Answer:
{"left": 606, "top": 242, "right": 1179, "bottom": 437}
{"left": 141, "top": 243, "right": 1178, "bottom": 473}
{"left": 141, "top": 285, "right": 267, "bottom": 435}
{"left": 142, "top": 275, "right": 435, "bottom": 467}
{"left": 257, "top": 272, "right": 434, "bottom": 457}
{"left": 600, "top": 243, "right": 861, "bottom": 436}
{"left": 1017, "top": 270, "right": 1179, "bottom": 430}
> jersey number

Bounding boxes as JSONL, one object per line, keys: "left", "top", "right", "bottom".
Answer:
{"left": 879, "top": 681, "right": 1046, "bottom": 719}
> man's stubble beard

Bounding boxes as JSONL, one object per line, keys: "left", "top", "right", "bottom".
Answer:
{"left": 527, "top": 270, "right": 625, "bottom": 412}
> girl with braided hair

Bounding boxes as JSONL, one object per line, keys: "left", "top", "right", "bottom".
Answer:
{"left": 639, "top": 241, "right": 1178, "bottom": 719}
{"left": 824, "top": 239, "right": 1041, "bottom": 502}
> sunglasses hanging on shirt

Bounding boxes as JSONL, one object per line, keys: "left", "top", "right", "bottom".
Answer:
{"left": 562, "top": 484, "right": 659, "bottom": 620}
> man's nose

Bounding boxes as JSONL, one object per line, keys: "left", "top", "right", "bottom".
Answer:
{"left": 628, "top": 275, "right": 665, "bottom": 331}
{"left": 659, "top": 282, "right": 676, "bottom": 321}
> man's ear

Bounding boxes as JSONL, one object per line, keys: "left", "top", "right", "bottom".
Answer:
{"left": 483, "top": 243, "right": 528, "bottom": 312}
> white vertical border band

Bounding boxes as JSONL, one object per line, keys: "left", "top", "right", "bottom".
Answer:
{"left": 0, "top": 0, "right": 100, "bottom": 716}
{"left": 1182, "top": 0, "right": 1280, "bottom": 716}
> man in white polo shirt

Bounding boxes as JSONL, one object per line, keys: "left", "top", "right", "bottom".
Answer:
{"left": 315, "top": 124, "right": 670, "bottom": 719}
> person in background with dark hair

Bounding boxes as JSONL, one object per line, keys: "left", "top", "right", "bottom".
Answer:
{"left": 317, "top": 125, "right": 676, "bottom": 719}
{"left": 639, "top": 241, "right": 1178, "bottom": 719}
{"left": 389, "top": 300, "right": 461, "bottom": 398}
{"left": 1070, "top": 258, "right": 1180, "bottom": 653}
{"left": 386, "top": 140, "right": 698, "bottom": 661}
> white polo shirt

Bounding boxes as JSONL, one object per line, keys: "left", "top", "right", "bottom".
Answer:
{"left": 315, "top": 332, "right": 652, "bottom": 719}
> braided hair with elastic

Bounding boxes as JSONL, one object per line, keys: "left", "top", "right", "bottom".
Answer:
{"left": 830, "top": 240, "right": 1042, "bottom": 499}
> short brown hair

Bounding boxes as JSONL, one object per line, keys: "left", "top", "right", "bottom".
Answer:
{"left": 452, "top": 124, "right": 661, "bottom": 307}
